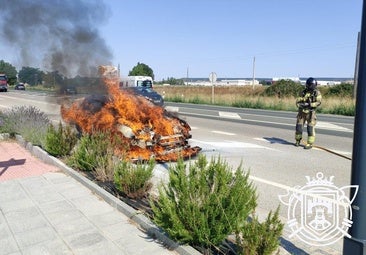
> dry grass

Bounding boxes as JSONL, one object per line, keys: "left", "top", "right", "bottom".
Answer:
{"left": 155, "top": 85, "right": 263, "bottom": 99}
{"left": 154, "top": 85, "right": 355, "bottom": 115}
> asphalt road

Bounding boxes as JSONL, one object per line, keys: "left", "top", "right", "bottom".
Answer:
{"left": 1, "top": 90, "right": 355, "bottom": 254}
{"left": 1, "top": 91, "right": 353, "bottom": 209}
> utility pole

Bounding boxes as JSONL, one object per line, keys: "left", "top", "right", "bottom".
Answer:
{"left": 186, "top": 66, "right": 189, "bottom": 86}
{"left": 209, "top": 72, "right": 217, "bottom": 104}
{"left": 343, "top": 0, "right": 366, "bottom": 254}
{"left": 252, "top": 56, "right": 256, "bottom": 90}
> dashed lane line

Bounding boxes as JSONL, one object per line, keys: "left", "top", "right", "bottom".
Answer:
{"left": 212, "top": 130, "right": 236, "bottom": 136}
{"left": 218, "top": 111, "right": 241, "bottom": 119}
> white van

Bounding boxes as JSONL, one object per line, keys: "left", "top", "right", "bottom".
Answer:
{"left": 120, "top": 76, "right": 153, "bottom": 88}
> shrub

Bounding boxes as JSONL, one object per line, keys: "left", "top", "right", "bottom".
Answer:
{"left": 236, "top": 207, "right": 284, "bottom": 255}
{"left": 0, "top": 106, "right": 50, "bottom": 146}
{"left": 150, "top": 155, "right": 257, "bottom": 251}
{"left": 263, "top": 80, "right": 303, "bottom": 97}
{"left": 325, "top": 83, "right": 354, "bottom": 97}
{"left": 44, "top": 122, "right": 78, "bottom": 157}
{"left": 114, "top": 159, "right": 155, "bottom": 199}
{"left": 67, "top": 131, "right": 119, "bottom": 174}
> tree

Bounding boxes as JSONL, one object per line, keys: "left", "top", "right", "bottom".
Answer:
{"left": 129, "top": 62, "right": 154, "bottom": 80}
{"left": 18, "top": 66, "right": 44, "bottom": 86}
{"left": 0, "top": 60, "right": 17, "bottom": 85}
{"left": 42, "top": 71, "right": 65, "bottom": 88}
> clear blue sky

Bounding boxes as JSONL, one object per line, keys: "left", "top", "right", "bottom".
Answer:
{"left": 0, "top": 0, "right": 363, "bottom": 80}
{"left": 101, "top": 0, "right": 362, "bottom": 80}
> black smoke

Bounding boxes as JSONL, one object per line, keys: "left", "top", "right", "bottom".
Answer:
{"left": 0, "top": 0, "right": 113, "bottom": 77}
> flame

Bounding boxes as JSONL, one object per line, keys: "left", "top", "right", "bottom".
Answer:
{"left": 61, "top": 66, "right": 201, "bottom": 162}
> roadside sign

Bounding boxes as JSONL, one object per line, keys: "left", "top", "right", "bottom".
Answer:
{"left": 209, "top": 72, "right": 217, "bottom": 83}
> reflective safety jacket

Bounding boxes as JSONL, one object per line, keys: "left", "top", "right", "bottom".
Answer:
{"left": 296, "top": 89, "right": 322, "bottom": 113}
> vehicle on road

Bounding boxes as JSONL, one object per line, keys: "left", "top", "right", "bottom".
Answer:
{"left": 0, "top": 74, "right": 8, "bottom": 92}
{"left": 15, "top": 83, "right": 26, "bottom": 90}
{"left": 62, "top": 86, "right": 77, "bottom": 95}
{"left": 125, "top": 86, "right": 164, "bottom": 106}
{"left": 120, "top": 76, "right": 153, "bottom": 88}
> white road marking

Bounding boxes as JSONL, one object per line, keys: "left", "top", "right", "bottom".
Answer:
{"left": 219, "top": 111, "right": 241, "bottom": 119}
{"left": 316, "top": 121, "right": 352, "bottom": 132}
{"left": 250, "top": 175, "right": 349, "bottom": 207}
{"left": 190, "top": 139, "right": 271, "bottom": 149}
{"left": 249, "top": 175, "right": 291, "bottom": 191}
{"left": 212, "top": 130, "right": 235, "bottom": 136}
{"left": 165, "top": 106, "right": 179, "bottom": 112}
{"left": 254, "top": 137, "right": 352, "bottom": 155}
{"left": 0, "top": 94, "right": 59, "bottom": 107}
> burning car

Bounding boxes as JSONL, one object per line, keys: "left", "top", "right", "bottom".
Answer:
{"left": 61, "top": 66, "right": 201, "bottom": 162}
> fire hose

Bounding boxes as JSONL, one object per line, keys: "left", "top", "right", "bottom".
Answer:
{"left": 301, "top": 140, "right": 352, "bottom": 160}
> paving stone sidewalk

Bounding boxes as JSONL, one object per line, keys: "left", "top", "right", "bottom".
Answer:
{"left": 0, "top": 140, "right": 182, "bottom": 255}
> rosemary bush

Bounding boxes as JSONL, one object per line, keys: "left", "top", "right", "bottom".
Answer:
{"left": 67, "top": 131, "right": 117, "bottom": 173}
{"left": 44, "top": 122, "right": 78, "bottom": 157}
{"left": 151, "top": 154, "right": 257, "bottom": 251}
{"left": 236, "top": 207, "right": 284, "bottom": 255}
{"left": 114, "top": 159, "right": 155, "bottom": 199}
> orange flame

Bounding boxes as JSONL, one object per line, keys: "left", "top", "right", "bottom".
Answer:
{"left": 61, "top": 66, "right": 201, "bottom": 162}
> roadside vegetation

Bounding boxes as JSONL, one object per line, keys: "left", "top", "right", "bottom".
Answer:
{"left": 0, "top": 59, "right": 356, "bottom": 116}
{"left": 154, "top": 80, "right": 355, "bottom": 116}
{"left": 0, "top": 105, "right": 285, "bottom": 254}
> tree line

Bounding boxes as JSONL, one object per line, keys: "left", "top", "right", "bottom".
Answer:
{"left": 0, "top": 60, "right": 159, "bottom": 87}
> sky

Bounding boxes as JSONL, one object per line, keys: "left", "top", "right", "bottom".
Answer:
{"left": 0, "top": 0, "right": 363, "bottom": 80}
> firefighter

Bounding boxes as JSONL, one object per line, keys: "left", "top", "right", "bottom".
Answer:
{"left": 295, "top": 77, "right": 322, "bottom": 149}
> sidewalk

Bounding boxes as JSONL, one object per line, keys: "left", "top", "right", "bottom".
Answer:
{"left": 0, "top": 139, "right": 194, "bottom": 255}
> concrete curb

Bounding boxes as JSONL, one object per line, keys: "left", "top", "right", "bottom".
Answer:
{"left": 14, "top": 135, "right": 201, "bottom": 255}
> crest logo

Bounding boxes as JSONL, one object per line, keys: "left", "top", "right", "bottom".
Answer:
{"left": 279, "top": 172, "right": 358, "bottom": 246}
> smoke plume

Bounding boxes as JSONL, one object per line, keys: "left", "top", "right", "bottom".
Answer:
{"left": 0, "top": 0, "right": 112, "bottom": 77}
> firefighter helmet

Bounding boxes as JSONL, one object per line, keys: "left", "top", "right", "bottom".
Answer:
{"left": 306, "top": 77, "right": 317, "bottom": 90}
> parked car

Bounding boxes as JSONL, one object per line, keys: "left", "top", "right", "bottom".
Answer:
{"left": 15, "top": 83, "right": 26, "bottom": 90}
{"left": 126, "top": 87, "right": 164, "bottom": 106}
{"left": 0, "top": 74, "right": 8, "bottom": 92}
{"left": 63, "top": 86, "right": 77, "bottom": 95}
{"left": 0, "top": 84, "right": 8, "bottom": 92}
